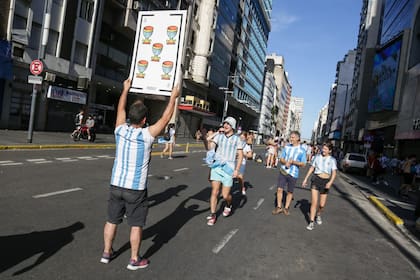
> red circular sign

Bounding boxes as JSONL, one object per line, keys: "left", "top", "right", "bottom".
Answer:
{"left": 30, "top": 59, "right": 43, "bottom": 75}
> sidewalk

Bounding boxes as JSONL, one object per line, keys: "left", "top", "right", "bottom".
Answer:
{"left": 0, "top": 129, "right": 204, "bottom": 150}
{"left": 340, "top": 171, "right": 420, "bottom": 244}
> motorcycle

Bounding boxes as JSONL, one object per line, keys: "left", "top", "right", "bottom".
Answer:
{"left": 72, "top": 126, "right": 96, "bottom": 142}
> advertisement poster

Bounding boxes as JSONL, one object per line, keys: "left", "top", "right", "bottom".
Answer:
{"left": 129, "top": 10, "right": 187, "bottom": 96}
{"left": 368, "top": 38, "right": 402, "bottom": 113}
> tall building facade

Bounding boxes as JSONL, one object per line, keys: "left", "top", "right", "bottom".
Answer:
{"left": 286, "top": 96, "right": 303, "bottom": 136}
{"left": 258, "top": 57, "right": 277, "bottom": 139}
{"left": 325, "top": 50, "right": 356, "bottom": 148}
{"left": 1, "top": 0, "right": 272, "bottom": 137}
{"left": 266, "top": 53, "right": 291, "bottom": 137}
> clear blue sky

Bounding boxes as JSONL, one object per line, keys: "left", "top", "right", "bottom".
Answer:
{"left": 267, "top": 0, "right": 362, "bottom": 139}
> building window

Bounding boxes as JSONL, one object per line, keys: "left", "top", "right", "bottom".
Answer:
{"left": 80, "top": 0, "right": 94, "bottom": 22}
{"left": 74, "top": 41, "right": 88, "bottom": 66}
{"left": 28, "top": 23, "right": 41, "bottom": 50}
{"left": 46, "top": 30, "right": 59, "bottom": 55}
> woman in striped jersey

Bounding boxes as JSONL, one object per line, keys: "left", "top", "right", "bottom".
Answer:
{"left": 302, "top": 142, "right": 337, "bottom": 231}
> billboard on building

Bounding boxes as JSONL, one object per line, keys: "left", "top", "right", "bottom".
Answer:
{"left": 368, "top": 38, "right": 402, "bottom": 113}
{"left": 129, "top": 10, "right": 187, "bottom": 96}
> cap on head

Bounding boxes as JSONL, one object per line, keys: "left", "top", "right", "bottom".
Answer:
{"left": 223, "top": 116, "right": 237, "bottom": 130}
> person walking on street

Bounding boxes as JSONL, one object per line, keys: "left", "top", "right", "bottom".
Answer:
{"left": 161, "top": 123, "right": 176, "bottom": 159}
{"left": 71, "top": 109, "right": 84, "bottom": 137}
{"left": 272, "top": 131, "right": 306, "bottom": 216}
{"left": 101, "top": 78, "right": 179, "bottom": 270}
{"left": 206, "top": 117, "right": 244, "bottom": 226}
{"left": 238, "top": 131, "right": 253, "bottom": 195}
{"left": 302, "top": 142, "right": 337, "bottom": 230}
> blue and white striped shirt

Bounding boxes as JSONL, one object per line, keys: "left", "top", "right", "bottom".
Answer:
{"left": 110, "top": 124, "right": 155, "bottom": 190}
{"left": 213, "top": 133, "right": 245, "bottom": 170}
{"left": 312, "top": 154, "right": 337, "bottom": 175}
{"left": 279, "top": 144, "right": 307, "bottom": 178}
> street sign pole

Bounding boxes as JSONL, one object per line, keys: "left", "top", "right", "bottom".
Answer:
{"left": 27, "top": 0, "right": 51, "bottom": 143}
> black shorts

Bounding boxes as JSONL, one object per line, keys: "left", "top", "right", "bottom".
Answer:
{"left": 277, "top": 172, "right": 297, "bottom": 193}
{"left": 310, "top": 175, "right": 330, "bottom": 194}
{"left": 107, "top": 185, "right": 149, "bottom": 227}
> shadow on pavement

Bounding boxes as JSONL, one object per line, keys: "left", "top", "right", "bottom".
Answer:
{"left": 148, "top": 185, "right": 188, "bottom": 208}
{"left": 0, "top": 222, "right": 84, "bottom": 275}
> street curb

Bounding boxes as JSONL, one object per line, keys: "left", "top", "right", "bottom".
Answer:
{"left": 368, "top": 195, "right": 404, "bottom": 225}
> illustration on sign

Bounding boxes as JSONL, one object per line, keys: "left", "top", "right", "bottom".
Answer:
{"left": 129, "top": 10, "right": 187, "bottom": 96}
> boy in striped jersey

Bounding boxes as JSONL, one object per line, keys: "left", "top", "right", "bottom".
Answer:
{"left": 272, "top": 131, "right": 307, "bottom": 216}
{"left": 101, "top": 79, "right": 179, "bottom": 270}
{"left": 206, "top": 117, "right": 244, "bottom": 226}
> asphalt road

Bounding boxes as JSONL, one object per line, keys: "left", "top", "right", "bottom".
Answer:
{"left": 0, "top": 149, "right": 419, "bottom": 279}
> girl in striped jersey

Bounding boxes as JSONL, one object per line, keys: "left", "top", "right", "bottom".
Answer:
{"left": 302, "top": 142, "right": 337, "bottom": 231}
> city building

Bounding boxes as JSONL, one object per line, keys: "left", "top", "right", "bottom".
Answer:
{"left": 286, "top": 96, "right": 303, "bottom": 137}
{"left": 265, "top": 53, "right": 291, "bottom": 137}
{"left": 0, "top": 0, "right": 273, "bottom": 139}
{"left": 325, "top": 50, "right": 356, "bottom": 149}
{"left": 258, "top": 58, "right": 277, "bottom": 140}
{"left": 311, "top": 103, "right": 328, "bottom": 144}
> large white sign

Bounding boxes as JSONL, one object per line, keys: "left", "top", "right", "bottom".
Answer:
{"left": 129, "top": 10, "right": 187, "bottom": 96}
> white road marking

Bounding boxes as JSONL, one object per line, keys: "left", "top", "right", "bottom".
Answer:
{"left": 1, "top": 162, "right": 23, "bottom": 166}
{"left": 97, "top": 155, "right": 114, "bottom": 158}
{"left": 77, "top": 156, "right": 94, "bottom": 160}
{"left": 34, "top": 160, "right": 53, "bottom": 164}
{"left": 0, "top": 160, "right": 14, "bottom": 164}
{"left": 55, "top": 157, "right": 71, "bottom": 160}
{"left": 60, "top": 159, "right": 78, "bottom": 162}
{"left": 26, "top": 159, "right": 47, "bottom": 162}
{"left": 148, "top": 174, "right": 153, "bottom": 177}
{"left": 33, "top": 188, "right": 83, "bottom": 198}
{"left": 253, "top": 198, "right": 265, "bottom": 210}
{"left": 173, "top": 168, "right": 189, "bottom": 172}
{"left": 212, "top": 229, "right": 239, "bottom": 254}
{"left": 269, "top": 185, "right": 275, "bottom": 190}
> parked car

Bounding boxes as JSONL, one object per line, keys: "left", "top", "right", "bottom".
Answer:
{"left": 340, "top": 153, "right": 367, "bottom": 174}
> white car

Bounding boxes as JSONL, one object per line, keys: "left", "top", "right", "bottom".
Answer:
{"left": 340, "top": 153, "right": 367, "bottom": 174}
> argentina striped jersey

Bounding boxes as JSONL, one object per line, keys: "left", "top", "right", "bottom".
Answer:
{"left": 312, "top": 154, "right": 337, "bottom": 175}
{"left": 213, "top": 133, "right": 245, "bottom": 170}
{"left": 279, "top": 144, "right": 307, "bottom": 178}
{"left": 110, "top": 124, "right": 155, "bottom": 190}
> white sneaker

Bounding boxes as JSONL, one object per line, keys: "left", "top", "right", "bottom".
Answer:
{"left": 222, "top": 206, "right": 232, "bottom": 217}
{"left": 242, "top": 189, "right": 246, "bottom": 195}
{"left": 315, "top": 215, "right": 322, "bottom": 225}
{"left": 306, "top": 221, "right": 314, "bottom": 231}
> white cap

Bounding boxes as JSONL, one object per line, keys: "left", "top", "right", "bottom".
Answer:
{"left": 223, "top": 116, "right": 237, "bottom": 130}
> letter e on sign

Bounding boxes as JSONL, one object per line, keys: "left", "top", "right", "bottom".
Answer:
{"left": 30, "top": 60, "right": 44, "bottom": 76}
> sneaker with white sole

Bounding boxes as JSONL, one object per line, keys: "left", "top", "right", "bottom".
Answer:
{"left": 207, "top": 214, "right": 216, "bottom": 226}
{"left": 306, "top": 221, "right": 314, "bottom": 231}
{"left": 315, "top": 215, "right": 322, "bottom": 225}
{"left": 222, "top": 206, "right": 232, "bottom": 217}
{"left": 127, "top": 257, "right": 149, "bottom": 270}
{"left": 100, "top": 250, "right": 115, "bottom": 264}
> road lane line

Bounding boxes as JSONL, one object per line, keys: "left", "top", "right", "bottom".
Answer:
{"left": 253, "top": 198, "right": 265, "bottom": 210}
{"left": 77, "top": 156, "right": 94, "bottom": 160}
{"left": 269, "top": 185, "right": 275, "bottom": 190}
{"left": 33, "top": 188, "right": 83, "bottom": 198}
{"left": 27, "top": 159, "right": 47, "bottom": 162}
{"left": 34, "top": 160, "right": 53, "bottom": 164}
{"left": 56, "top": 157, "right": 71, "bottom": 160}
{"left": 61, "top": 159, "right": 78, "bottom": 162}
{"left": 173, "top": 168, "right": 189, "bottom": 172}
{"left": 212, "top": 229, "right": 239, "bottom": 254}
{"left": 0, "top": 160, "right": 14, "bottom": 163}
{"left": 1, "top": 162, "right": 23, "bottom": 166}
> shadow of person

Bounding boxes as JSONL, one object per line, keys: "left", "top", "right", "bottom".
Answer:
{"left": 135, "top": 197, "right": 208, "bottom": 259}
{"left": 148, "top": 184, "right": 188, "bottom": 208}
{"left": 0, "top": 222, "right": 84, "bottom": 275}
{"left": 294, "top": 199, "right": 310, "bottom": 222}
